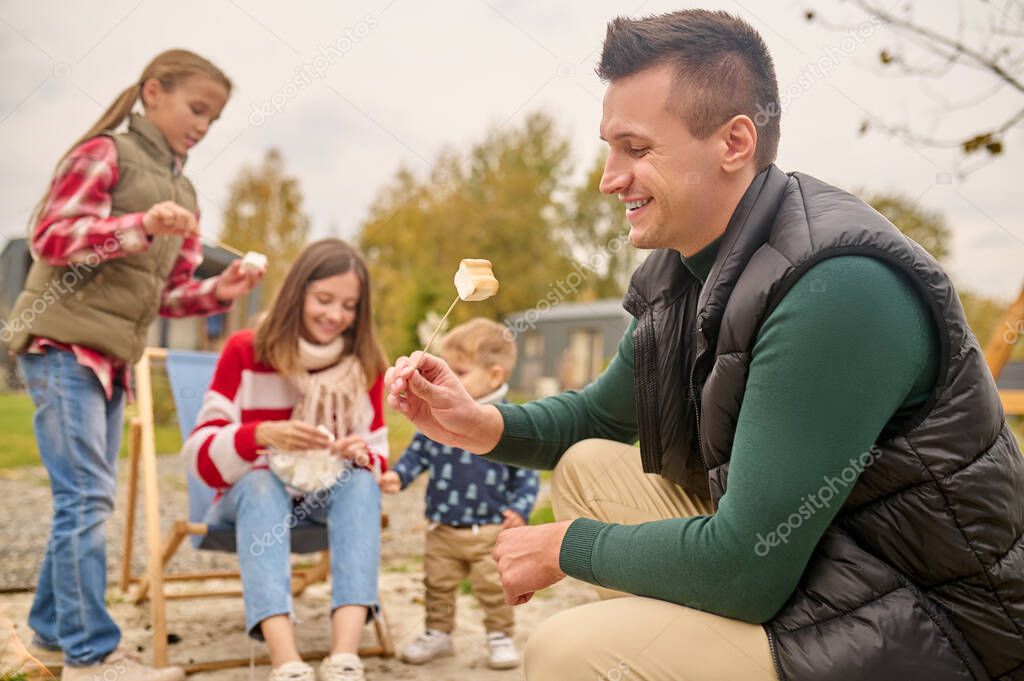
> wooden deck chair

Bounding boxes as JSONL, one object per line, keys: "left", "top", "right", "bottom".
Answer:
{"left": 120, "top": 347, "right": 394, "bottom": 674}
{"left": 983, "top": 283, "right": 1024, "bottom": 416}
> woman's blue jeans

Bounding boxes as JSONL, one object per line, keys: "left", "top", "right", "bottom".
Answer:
{"left": 204, "top": 467, "right": 382, "bottom": 639}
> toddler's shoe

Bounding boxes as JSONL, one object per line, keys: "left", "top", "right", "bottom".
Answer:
{"left": 486, "top": 631, "right": 520, "bottom": 670}
{"left": 399, "top": 629, "right": 454, "bottom": 664}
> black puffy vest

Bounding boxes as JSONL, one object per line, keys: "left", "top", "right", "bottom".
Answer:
{"left": 625, "top": 166, "right": 1024, "bottom": 680}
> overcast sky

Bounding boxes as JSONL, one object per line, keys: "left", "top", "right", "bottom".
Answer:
{"left": 1, "top": 0, "right": 1020, "bottom": 300}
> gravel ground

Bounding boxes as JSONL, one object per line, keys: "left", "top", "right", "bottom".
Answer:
{"left": 0, "top": 457, "right": 596, "bottom": 679}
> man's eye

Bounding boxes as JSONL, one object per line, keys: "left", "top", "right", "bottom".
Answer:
{"left": 627, "top": 146, "right": 648, "bottom": 158}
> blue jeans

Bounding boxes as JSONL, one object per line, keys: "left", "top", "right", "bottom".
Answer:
{"left": 204, "top": 467, "right": 381, "bottom": 639}
{"left": 18, "top": 348, "right": 125, "bottom": 666}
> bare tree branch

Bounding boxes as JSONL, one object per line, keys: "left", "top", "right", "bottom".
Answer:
{"left": 851, "top": 0, "right": 1024, "bottom": 93}
{"left": 806, "top": 0, "right": 1023, "bottom": 163}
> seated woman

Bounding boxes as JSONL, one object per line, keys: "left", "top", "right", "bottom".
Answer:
{"left": 182, "top": 239, "right": 389, "bottom": 681}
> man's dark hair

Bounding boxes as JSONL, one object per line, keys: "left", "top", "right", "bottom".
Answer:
{"left": 597, "top": 10, "right": 780, "bottom": 171}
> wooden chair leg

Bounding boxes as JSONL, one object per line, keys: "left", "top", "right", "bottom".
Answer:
{"left": 133, "top": 522, "right": 189, "bottom": 604}
{"left": 984, "top": 284, "right": 1024, "bottom": 379}
{"left": 293, "top": 550, "right": 330, "bottom": 596}
{"left": 136, "top": 351, "right": 170, "bottom": 668}
{"left": 185, "top": 649, "right": 331, "bottom": 675}
{"left": 374, "top": 607, "right": 395, "bottom": 657}
{"left": 119, "top": 419, "right": 143, "bottom": 593}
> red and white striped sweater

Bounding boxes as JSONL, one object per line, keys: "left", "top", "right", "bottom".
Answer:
{"left": 183, "top": 329, "right": 388, "bottom": 495}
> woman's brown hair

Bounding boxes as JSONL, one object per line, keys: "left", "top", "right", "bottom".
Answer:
{"left": 29, "top": 49, "right": 232, "bottom": 232}
{"left": 254, "top": 238, "right": 388, "bottom": 383}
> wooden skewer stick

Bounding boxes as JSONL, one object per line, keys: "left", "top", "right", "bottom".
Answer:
{"left": 413, "top": 296, "right": 460, "bottom": 371}
{"left": 202, "top": 237, "right": 245, "bottom": 258}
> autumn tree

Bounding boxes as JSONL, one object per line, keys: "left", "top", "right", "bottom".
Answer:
{"left": 360, "top": 112, "right": 636, "bottom": 357}
{"left": 861, "top": 190, "right": 1022, "bottom": 357}
{"left": 220, "top": 148, "right": 310, "bottom": 298}
{"left": 861, "top": 191, "right": 952, "bottom": 261}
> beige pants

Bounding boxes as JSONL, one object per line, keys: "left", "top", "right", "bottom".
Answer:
{"left": 524, "top": 438, "right": 778, "bottom": 681}
{"left": 424, "top": 523, "right": 514, "bottom": 635}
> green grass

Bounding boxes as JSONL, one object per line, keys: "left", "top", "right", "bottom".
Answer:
{"left": 0, "top": 392, "right": 39, "bottom": 468}
{"left": 386, "top": 404, "right": 417, "bottom": 459}
{"left": 0, "top": 390, "right": 430, "bottom": 471}
{"left": 0, "top": 391, "right": 185, "bottom": 469}
{"left": 1, "top": 671, "right": 30, "bottom": 681}
{"left": 530, "top": 502, "right": 555, "bottom": 525}
{"left": 7, "top": 386, "right": 1016, "bottom": 472}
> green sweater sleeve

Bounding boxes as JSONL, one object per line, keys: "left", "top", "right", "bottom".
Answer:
{"left": 559, "top": 256, "right": 938, "bottom": 623}
{"left": 485, "top": 318, "right": 639, "bottom": 470}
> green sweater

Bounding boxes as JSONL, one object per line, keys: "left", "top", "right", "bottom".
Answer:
{"left": 488, "top": 240, "right": 938, "bottom": 623}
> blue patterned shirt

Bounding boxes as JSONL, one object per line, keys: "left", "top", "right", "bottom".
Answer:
{"left": 393, "top": 428, "right": 540, "bottom": 527}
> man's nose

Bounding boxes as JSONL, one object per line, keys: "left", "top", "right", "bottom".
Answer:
{"left": 599, "top": 154, "right": 630, "bottom": 195}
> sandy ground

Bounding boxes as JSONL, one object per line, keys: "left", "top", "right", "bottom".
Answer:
{"left": 0, "top": 459, "right": 597, "bottom": 680}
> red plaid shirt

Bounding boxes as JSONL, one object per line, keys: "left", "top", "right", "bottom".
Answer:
{"left": 27, "top": 136, "right": 230, "bottom": 400}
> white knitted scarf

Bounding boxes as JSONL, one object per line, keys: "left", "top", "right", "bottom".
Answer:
{"left": 267, "top": 336, "right": 370, "bottom": 494}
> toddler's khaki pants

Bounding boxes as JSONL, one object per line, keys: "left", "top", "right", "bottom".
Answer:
{"left": 424, "top": 522, "right": 514, "bottom": 636}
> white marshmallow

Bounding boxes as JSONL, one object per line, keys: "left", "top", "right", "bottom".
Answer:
{"left": 317, "top": 424, "right": 336, "bottom": 442}
{"left": 454, "top": 259, "right": 499, "bottom": 301}
{"left": 241, "top": 251, "right": 267, "bottom": 273}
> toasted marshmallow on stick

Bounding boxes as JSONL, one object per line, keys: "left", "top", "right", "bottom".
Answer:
{"left": 410, "top": 259, "right": 500, "bottom": 374}
{"left": 241, "top": 251, "right": 268, "bottom": 273}
{"left": 454, "top": 259, "right": 499, "bottom": 301}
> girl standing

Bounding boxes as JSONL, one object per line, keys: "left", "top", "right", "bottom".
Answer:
{"left": 9, "top": 49, "right": 260, "bottom": 681}
{"left": 182, "top": 239, "right": 388, "bottom": 681}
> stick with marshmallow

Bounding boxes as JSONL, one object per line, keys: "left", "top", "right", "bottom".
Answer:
{"left": 240, "top": 250, "right": 268, "bottom": 273}
{"left": 413, "top": 259, "right": 500, "bottom": 370}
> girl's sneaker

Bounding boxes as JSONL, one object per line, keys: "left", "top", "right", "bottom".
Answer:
{"left": 29, "top": 634, "right": 63, "bottom": 666}
{"left": 399, "top": 629, "right": 454, "bottom": 664}
{"left": 486, "top": 632, "right": 520, "bottom": 670}
{"left": 61, "top": 648, "right": 185, "bottom": 680}
{"left": 269, "top": 660, "right": 315, "bottom": 681}
{"left": 318, "top": 652, "right": 364, "bottom": 681}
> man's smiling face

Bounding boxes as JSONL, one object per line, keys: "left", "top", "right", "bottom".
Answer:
{"left": 598, "top": 63, "right": 724, "bottom": 255}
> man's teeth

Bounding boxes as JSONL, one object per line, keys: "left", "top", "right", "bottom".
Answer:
{"left": 625, "top": 199, "right": 651, "bottom": 210}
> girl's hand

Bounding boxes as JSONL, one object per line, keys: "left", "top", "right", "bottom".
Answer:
{"left": 385, "top": 352, "right": 505, "bottom": 454}
{"left": 255, "top": 420, "right": 332, "bottom": 452}
{"left": 379, "top": 471, "right": 401, "bottom": 494}
{"left": 215, "top": 259, "right": 263, "bottom": 302}
{"left": 143, "top": 201, "right": 198, "bottom": 237}
{"left": 331, "top": 435, "right": 370, "bottom": 467}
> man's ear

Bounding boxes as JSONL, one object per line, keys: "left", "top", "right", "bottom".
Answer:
{"left": 720, "top": 114, "right": 757, "bottom": 173}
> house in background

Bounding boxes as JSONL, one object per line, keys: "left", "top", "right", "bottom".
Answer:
{"left": 995, "top": 359, "right": 1024, "bottom": 418}
{"left": 997, "top": 362, "right": 1024, "bottom": 393}
{"left": 505, "top": 298, "right": 630, "bottom": 398}
{"left": 0, "top": 237, "right": 263, "bottom": 389}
